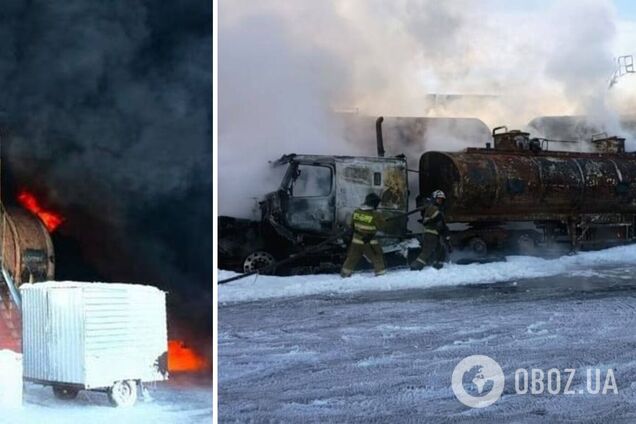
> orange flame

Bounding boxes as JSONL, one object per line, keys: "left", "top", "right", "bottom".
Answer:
{"left": 168, "top": 339, "right": 207, "bottom": 372}
{"left": 17, "top": 190, "right": 64, "bottom": 232}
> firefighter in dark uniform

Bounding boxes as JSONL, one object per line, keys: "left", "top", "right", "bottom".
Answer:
{"left": 340, "top": 193, "right": 386, "bottom": 277}
{"left": 410, "top": 190, "right": 451, "bottom": 270}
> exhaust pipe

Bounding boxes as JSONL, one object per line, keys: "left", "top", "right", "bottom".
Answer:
{"left": 375, "top": 116, "right": 385, "bottom": 157}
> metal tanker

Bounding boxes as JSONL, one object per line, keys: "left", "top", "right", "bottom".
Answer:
{"left": 420, "top": 127, "right": 636, "bottom": 252}
{"left": 1, "top": 206, "right": 55, "bottom": 284}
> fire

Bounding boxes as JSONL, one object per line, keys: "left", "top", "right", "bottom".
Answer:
{"left": 17, "top": 190, "right": 63, "bottom": 232}
{"left": 168, "top": 339, "right": 207, "bottom": 372}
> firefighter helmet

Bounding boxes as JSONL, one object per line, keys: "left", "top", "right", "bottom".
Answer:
{"left": 364, "top": 193, "right": 381, "bottom": 208}
{"left": 432, "top": 190, "right": 446, "bottom": 199}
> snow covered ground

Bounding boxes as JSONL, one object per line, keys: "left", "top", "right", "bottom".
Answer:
{"left": 219, "top": 244, "right": 636, "bottom": 303}
{"left": 6, "top": 374, "right": 212, "bottom": 424}
{"left": 0, "top": 350, "right": 23, "bottom": 408}
{"left": 218, "top": 246, "right": 636, "bottom": 422}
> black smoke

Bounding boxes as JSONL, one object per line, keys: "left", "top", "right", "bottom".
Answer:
{"left": 0, "top": 1, "right": 212, "bottom": 350}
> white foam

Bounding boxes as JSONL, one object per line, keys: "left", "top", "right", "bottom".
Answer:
{"left": 0, "top": 349, "right": 22, "bottom": 408}
{"left": 218, "top": 244, "right": 636, "bottom": 303}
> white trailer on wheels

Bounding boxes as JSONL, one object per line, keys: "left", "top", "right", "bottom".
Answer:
{"left": 21, "top": 282, "right": 168, "bottom": 407}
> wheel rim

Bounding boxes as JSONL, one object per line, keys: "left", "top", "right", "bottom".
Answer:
{"left": 243, "top": 251, "right": 275, "bottom": 273}
{"left": 110, "top": 380, "right": 137, "bottom": 407}
{"left": 115, "top": 383, "right": 131, "bottom": 398}
{"left": 517, "top": 234, "right": 535, "bottom": 253}
{"left": 469, "top": 238, "right": 487, "bottom": 255}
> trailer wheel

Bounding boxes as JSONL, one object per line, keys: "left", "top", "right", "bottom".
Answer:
{"left": 243, "top": 251, "right": 275, "bottom": 273}
{"left": 467, "top": 237, "right": 488, "bottom": 256}
{"left": 52, "top": 385, "right": 79, "bottom": 400}
{"left": 108, "top": 380, "right": 138, "bottom": 407}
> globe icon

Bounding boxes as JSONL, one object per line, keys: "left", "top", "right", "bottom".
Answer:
{"left": 452, "top": 355, "right": 505, "bottom": 408}
{"left": 464, "top": 365, "right": 494, "bottom": 395}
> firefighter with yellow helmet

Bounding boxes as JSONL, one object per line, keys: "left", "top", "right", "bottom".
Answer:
{"left": 411, "top": 189, "right": 451, "bottom": 270}
{"left": 340, "top": 193, "right": 386, "bottom": 277}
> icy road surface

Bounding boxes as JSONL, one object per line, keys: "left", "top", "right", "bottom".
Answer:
{"left": 219, "top": 246, "right": 636, "bottom": 422}
{"left": 10, "top": 374, "right": 212, "bottom": 424}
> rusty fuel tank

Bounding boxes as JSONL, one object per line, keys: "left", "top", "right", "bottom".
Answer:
{"left": 420, "top": 147, "right": 636, "bottom": 222}
{"left": 0, "top": 206, "right": 54, "bottom": 285}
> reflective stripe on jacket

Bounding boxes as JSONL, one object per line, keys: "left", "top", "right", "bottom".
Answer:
{"left": 351, "top": 207, "right": 386, "bottom": 243}
{"left": 353, "top": 209, "right": 378, "bottom": 235}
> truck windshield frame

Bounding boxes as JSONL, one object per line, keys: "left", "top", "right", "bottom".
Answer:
{"left": 281, "top": 161, "right": 334, "bottom": 198}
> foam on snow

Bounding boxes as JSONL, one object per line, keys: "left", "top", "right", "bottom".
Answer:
{"left": 218, "top": 244, "right": 636, "bottom": 303}
{"left": 0, "top": 349, "right": 22, "bottom": 408}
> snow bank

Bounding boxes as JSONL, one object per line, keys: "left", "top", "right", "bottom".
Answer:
{"left": 218, "top": 244, "right": 636, "bottom": 303}
{"left": 0, "top": 349, "right": 22, "bottom": 408}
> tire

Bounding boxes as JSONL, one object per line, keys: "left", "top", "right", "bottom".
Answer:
{"left": 108, "top": 380, "right": 138, "bottom": 407}
{"left": 516, "top": 234, "right": 537, "bottom": 255}
{"left": 468, "top": 237, "right": 488, "bottom": 256}
{"left": 243, "top": 251, "right": 275, "bottom": 273}
{"left": 52, "top": 385, "right": 79, "bottom": 400}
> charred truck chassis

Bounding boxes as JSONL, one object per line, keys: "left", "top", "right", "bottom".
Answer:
{"left": 219, "top": 122, "right": 636, "bottom": 273}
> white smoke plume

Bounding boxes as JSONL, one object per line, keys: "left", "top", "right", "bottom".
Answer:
{"left": 219, "top": 0, "right": 633, "bottom": 218}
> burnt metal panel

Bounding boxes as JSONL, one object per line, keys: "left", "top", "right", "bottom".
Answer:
{"left": 335, "top": 156, "right": 408, "bottom": 237}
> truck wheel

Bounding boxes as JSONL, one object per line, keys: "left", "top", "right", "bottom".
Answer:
{"left": 52, "top": 385, "right": 79, "bottom": 400}
{"left": 517, "top": 234, "right": 536, "bottom": 255}
{"left": 468, "top": 237, "right": 488, "bottom": 256}
{"left": 243, "top": 251, "right": 275, "bottom": 273}
{"left": 108, "top": 380, "right": 138, "bottom": 407}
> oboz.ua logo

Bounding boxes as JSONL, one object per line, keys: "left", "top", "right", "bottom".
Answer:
{"left": 452, "top": 355, "right": 619, "bottom": 408}
{"left": 451, "top": 355, "right": 505, "bottom": 408}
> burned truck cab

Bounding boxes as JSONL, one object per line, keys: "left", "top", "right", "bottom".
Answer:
{"left": 219, "top": 116, "right": 414, "bottom": 273}
{"left": 216, "top": 153, "right": 410, "bottom": 273}
{"left": 264, "top": 154, "right": 409, "bottom": 240}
